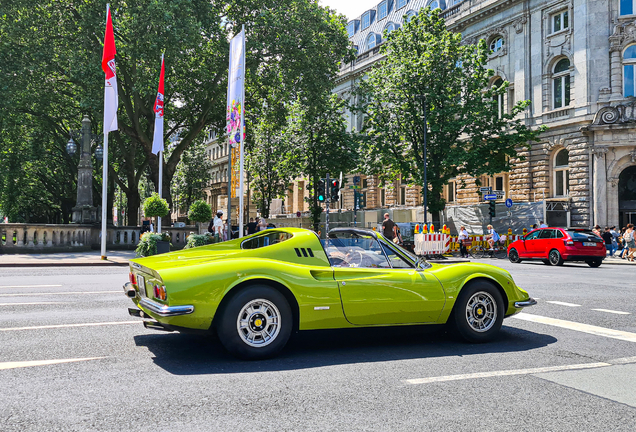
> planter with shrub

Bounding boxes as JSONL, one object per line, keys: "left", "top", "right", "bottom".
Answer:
{"left": 136, "top": 232, "right": 172, "bottom": 257}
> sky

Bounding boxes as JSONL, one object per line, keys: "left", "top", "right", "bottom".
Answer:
{"left": 319, "top": 0, "right": 380, "bottom": 20}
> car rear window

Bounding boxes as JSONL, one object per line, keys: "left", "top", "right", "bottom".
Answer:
{"left": 565, "top": 230, "right": 602, "bottom": 242}
{"left": 241, "top": 232, "right": 293, "bottom": 249}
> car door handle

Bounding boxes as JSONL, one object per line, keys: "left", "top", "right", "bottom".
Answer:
{"left": 309, "top": 270, "right": 335, "bottom": 281}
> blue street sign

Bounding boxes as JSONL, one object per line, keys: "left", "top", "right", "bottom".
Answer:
{"left": 484, "top": 194, "right": 497, "bottom": 201}
{"left": 505, "top": 198, "right": 513, "bottom": 208}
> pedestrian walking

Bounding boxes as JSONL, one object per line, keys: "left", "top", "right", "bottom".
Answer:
{"left": 592, "top": 225, "right": 602, "bottom": 238}
{"left": 257, "top": 217, "right": 268, "bottom": 231}
{"left": 539, "top": 221, "right": 548, "bottom": 228}
{"left": 623, "top": 224, "right": 636, "bottom": 262}
{"left": 381, "top": 213, "right": 397, "bottom": 242}
{"left": 601, "top": 227, "right": 615, "bottom": 257}
{"left": 209, "top": 211, "right": 224, "bottom": 239}
{"left": 619, "top": 227, "right": 628, "bottom": 258}
{"left": 245, "top": 217, "right": 257, "bottom": 236}
{"left": 458, "top": 226, "right": 470, "bottom": 258}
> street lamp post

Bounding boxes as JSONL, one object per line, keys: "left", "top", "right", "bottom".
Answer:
{"left": 416, "top": 95, "right": 428, "bottom": 225}
{"left": 66, "top": 115, "right": 102, "bottom": 224}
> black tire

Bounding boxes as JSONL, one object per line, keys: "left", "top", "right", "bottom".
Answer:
{"left": 587, "top": 259, "right": 602, "bottom": 268}
{"left": 508, "top": 248, "right": 522, "bottom": 263}
{"left": 541, "top": 259, "right": 550, "bottom": 265}
{"left": 451, "top": 281, "right": 505, "bottom": 343}
{"left": 548, "top": 249, "right": 564, "bottom": 266}
{"left": 216, "top": 285, "right": 292, "bottom": 360}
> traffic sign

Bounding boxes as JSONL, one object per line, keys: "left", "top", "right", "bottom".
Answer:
{"left": 505, "top": 198, "right": 513, "bottom": 208}
{"left": 494, "top": 190, "right": 505, "bottom": 198}
{"left": 480, "top": 187, "right": 492, "bottom": 194}
{"left": 484, "top": 194, "right": 497, "bottom": 201}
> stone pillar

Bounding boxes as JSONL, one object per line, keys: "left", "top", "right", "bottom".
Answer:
{"left": 72, "top": 115, "right": 98, "bottom": 223}
{"left": 610, "top": 49, "right": 623, "bottom": 101}
{"left": 592, "top": 147, "right": 609, "bottom": 227}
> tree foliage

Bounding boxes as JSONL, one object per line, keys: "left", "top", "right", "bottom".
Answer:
{"left": 143, "top": 193, "right": 169, "bottom": 218}
{"left": 1, "top": 0, "right": 353, "bottom": 224}
{"left": 187, "top": 200, "right": 212, "bottom": 224}
{"left": 357, "top": 8, "right": 546, "bottom": 215}
{"left": 171, "top": 140, "right": 212, "bottom": 214}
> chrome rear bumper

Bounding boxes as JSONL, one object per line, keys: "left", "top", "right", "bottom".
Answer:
{"left": 514, "top": 298, "right": 537, "bottom": 308}
{"left": 122, "top": 282, "right": 194, "bottom": 317}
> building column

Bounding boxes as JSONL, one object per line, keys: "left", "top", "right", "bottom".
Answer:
{"left": 592, "top": 147, "right": 609, "bottom": 226}
{"left": 610, "top": 49, "right": 623, "bottom": 100}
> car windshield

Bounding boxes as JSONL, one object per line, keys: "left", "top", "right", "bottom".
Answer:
{"left": 565, "top": 230, "right": 603, "bottom": 242}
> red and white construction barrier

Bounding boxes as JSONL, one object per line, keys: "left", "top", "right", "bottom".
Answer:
{"left": 414, "top": 233, "right": 451, "bottom": 256}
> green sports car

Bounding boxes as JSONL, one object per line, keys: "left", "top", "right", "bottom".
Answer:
{"left": 124, "top": 227, "right": 536, "bottom": 359}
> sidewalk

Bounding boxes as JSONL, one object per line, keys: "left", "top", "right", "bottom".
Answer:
{"left": 0, "top": 250, "right": 135, "bottom": 267}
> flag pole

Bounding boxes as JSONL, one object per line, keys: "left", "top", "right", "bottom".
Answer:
{"left": 238, "top": 24, "right": 245, "bottom": 238}
{"left": 158, "top": 149, "right": 162, "bottom": 233}
{"left": 101, "top": 131, "right": 108, "bottom": 259}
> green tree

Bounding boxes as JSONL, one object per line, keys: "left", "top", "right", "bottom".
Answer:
{"left": 1, "top": 0, "right": 353, "bottom": 223}
{"left": 142, "top": 192, "right": 169, "bottom": 230}
{"left": 284, "top": 94, "right": 359, "bottom": 230}
{"left": 187, "top": 199, "right": 212, "bottom": 233}
{"left": 357, "top": 8, "right": 545, "bottom": 216}
{"left": 171, "top": 139, "right": 212, "bottom": 216}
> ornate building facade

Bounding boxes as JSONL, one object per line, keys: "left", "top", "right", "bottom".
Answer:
{"left": 315, "top": 0, "right": 636, "bottom": 228}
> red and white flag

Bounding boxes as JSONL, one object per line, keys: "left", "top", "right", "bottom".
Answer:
{"left": 102, "top": 4, "right": 118, "bottom": 132}
{"left": 152, "top": 54, "right": 165, "bottom": 155}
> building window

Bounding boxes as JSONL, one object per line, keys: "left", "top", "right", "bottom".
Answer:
{"left": 447, "top": 181, "right": 456, "bottom": 203}
{"left": 553, "top": 58, "right": 571, "bottom": 109}
{"left": 495, "top": 176, "right": 504, "bottom": 192}
{"left": 404, "top": 10, "right": 417, "bottom": 22}
{"left": 384, "top": 22, "right": 400, "bottom": 37}
{"left": 362, "top": 11, "right": 371, "bottom": 29}
{"left": 381, "top": 188, "right": 386, "bottom": 206}
{"left": 378, "top": 1, "right": 388, "bottom": 20}
{"left": 428, "top": 0, "right": 440, "bottom": 10}
{"left": 554, "top": 149, "right": 570, "bottom": 197}
{"left": 362, "top": 178, "right": 368, "bottom": 189}
{"left": 347, "top": 21, "right": 356, "bottom": 38}
{"left": 367, "top": 33, "right": 378, "bottom": 51}
{"left": 624, "top": 45, "right": 636, "bottom": 97}
{"left": 397, "top": 0, "right": 408, "bottom": 10}
{"left": 551, "top": 10, "right": 569, "bottom": 33}
{"left": 621, "top": 0, "right": 636, "bottom": 16}
{"left": 493, "top": 78, "right": 505, "bottom": 118}
{"left": 489, "top": 36, "right": 504, "bottom": 53}
{"left": 400, "top": 187, "right": 406, "bottom": 205}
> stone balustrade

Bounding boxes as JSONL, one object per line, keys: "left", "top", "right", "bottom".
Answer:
{"left": 0, "top": 224, "right": 197, "bottom": 254}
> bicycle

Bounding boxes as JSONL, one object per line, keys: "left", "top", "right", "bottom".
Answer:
{"left": 466, "top": 238, "right": 508, "bottom": 259}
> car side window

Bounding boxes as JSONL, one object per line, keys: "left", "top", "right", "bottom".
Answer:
{"left": 525, "top": 230, "right": 541, "bottom": 240}
{"left": 241, "top": 232, "right": 293, "bottom": 249}
{"left": 380, "top": 243, "right": 414, "bottom": 268}
{"left": 539, "top": 229, "right": 555, "bottom": 239}
{"left": 555, "top": 230, "right": 564, "bottom": 238}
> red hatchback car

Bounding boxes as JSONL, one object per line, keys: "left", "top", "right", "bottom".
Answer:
{"left": 507, "top": 228, "right": 606, "bottom": 267}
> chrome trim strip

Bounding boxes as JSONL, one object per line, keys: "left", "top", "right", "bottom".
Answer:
{"left": 139, "top": 298, "right": 194, "bottom": 317}
{"left": 314, "top": 306, "right": 330, "bottom": 311}
{"left": 514, "top": 298, "right": 538, "bottom": 308}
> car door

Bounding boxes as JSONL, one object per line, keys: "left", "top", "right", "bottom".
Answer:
{"left": 537, "top": 229, "right": 557, "bottom": 258}
{"left": 518, "top": 230, "right": 541, "bottom": 257}
{"left": 333, "top": 240, "right": 446, "bottom": 325}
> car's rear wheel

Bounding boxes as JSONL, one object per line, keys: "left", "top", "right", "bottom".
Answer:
{"left": 549, "top": 249, "right": 564, "bottom": 266}
{"left": 217, "top": 285, "right": 292, "bottom": 360}
{"left": 587, "top": 259, "right": 602, "bottom": 268}
{"left": 508, "top": 248, "right": 521, "bottom": 263}
{"left": 541, "top": 259, "right": 550, "bottom": 265}
{"left": 451, "top": 281, "right": 505, "bottom": 343}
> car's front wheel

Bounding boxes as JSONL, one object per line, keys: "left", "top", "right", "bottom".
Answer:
{"left": 549, "top": 249, "right": 564, "bottom": 266}
{"left": 508, "top": 248, "right": 522, "bottom": 263}
{"left": 217, "top": 285, "right": 292, "bottom": 360}
{"left": 587, "top": 259, "right": 602, "bottom": 268}
{"left": 452, "top": 281, "right": 505, "bottom": 343}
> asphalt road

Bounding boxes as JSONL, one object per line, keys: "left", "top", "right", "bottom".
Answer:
{"left": 0, "top": 262, "right": 635, "bottom": 431}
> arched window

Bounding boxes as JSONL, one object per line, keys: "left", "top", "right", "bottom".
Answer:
{"left": 404, "top": 10, "right": 417, "bottom": 22}
{"left": 428, "top": 1, "right": 440, "bottom": 9}
{"left": 384, "top": 22, "right": 400, "bottom": 37}
{"left": 489, "top": 36, "right": 504, "bottom": 53}
{"left": 554, "top": 148, "right": 569, "bottom": 197}
{"left": 492, "top": 78, "right": 505, "bottom": 118}
{"left": 624, "top": 45, "right": 636, "bottom": 97}
{"left": 553, "top": 58, "right": 571, "bottom": 109}
{"left": 367, "top": 33, "right": 378, "bottom": 50}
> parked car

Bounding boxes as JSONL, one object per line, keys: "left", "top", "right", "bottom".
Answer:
{"left": 124, "top": 227, "right": 536, "bottom": 360}
{"left": 507, "top": 228, "right": 605, "bottom": 267}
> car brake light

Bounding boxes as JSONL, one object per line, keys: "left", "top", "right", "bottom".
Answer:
{"left": 564, "top": 240, "right": 574, "bottom": 245}
{"left": 154, "top": 285, "right": 167, "bottom": 301}
{"left": 129, "top": 272, "right": 137, "bottom": 285}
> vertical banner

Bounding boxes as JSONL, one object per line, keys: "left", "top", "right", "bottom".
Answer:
{"left": 226, "top": 27, "right": 246, "bottom": 236}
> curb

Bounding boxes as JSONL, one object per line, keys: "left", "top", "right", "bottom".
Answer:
{"left": 0, "top": 261, "right": 129, "bottom": 268}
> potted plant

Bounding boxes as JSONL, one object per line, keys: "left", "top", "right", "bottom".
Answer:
{"left": 188, "top": 200, "right": 212, "bottom": 234}
{"left": 135, "top": 232, "right": 172, "bottom": 257}
{"left": 142, "top": 193, "right": 170, "bottom": 253}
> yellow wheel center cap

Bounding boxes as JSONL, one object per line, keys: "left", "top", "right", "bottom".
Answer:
{"left": 254, "top": 319, "right": 262, "bottom": 327}
{"left": 477, "top": 308, "right": 483, "bottom": 315}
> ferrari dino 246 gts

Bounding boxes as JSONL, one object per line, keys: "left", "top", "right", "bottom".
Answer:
{"left": 124, "top": 228, "right": 536, "bottom": 359}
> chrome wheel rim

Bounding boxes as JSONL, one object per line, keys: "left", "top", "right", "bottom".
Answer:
{"left": 550, "top": 251, "right": 559, "bottom": 265}
{"left": 465, "top": 291, "right": 497, "bottom": 332}
{"left": 236, "top": 298, "right": 281, "bottom": 347}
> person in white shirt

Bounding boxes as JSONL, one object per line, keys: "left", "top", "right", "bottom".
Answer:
{"left": 458, "top": 226, "right": 469, "bottom": 258}
{"left": 539, "top": 221, "right": 548, "bottom": 228}
{"left": 212, "top": 211, "right": 224, "bottom": 238}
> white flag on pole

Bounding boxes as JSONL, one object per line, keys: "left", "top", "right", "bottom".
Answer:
{"left": 152, "top": 55, "right": 165, "bottom": 155}
{"left": 102, "top": 4, "right": 118, "bottom": 132}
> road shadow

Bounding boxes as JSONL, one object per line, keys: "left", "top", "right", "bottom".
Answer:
{"left": 134, "top": 324, "right": 557, "bottom": 375}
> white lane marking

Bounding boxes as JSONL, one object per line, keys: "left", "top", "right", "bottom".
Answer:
{"left": 0, "top": 321, "right": 139, "bottom": 332}
{"left": 512, "top": 313, "right": 636, "bottom": 343}
{"left": 0, "top": 302, "right": 64, "bottom": 306}
{"left": 0, "top": 357, "right": 105, "bottom": 371}
{"left": 592, "top": 308, "right": 631, "bottom": 315}
{"left": 404, "top": 362, "right": 611, "bottom": 385}
{"left": 0, "top": 291, "right": 120, "bottom": 297}
{"left": 546, "top": 301, "right": 581, "bottom": 307}
{"left": 0, "top": 285, "right": 63, "bottom": 289}
{"left": 611, "top": 356, "right": 636, "bottom": 364}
